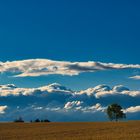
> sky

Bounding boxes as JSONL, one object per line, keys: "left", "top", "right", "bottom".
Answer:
{"left": 0, "top": 0, "right": 140, "bottom": 121}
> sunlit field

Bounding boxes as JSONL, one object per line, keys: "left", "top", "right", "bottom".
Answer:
{"left": 0, "top": 121, "right": 140, "bottom": 140}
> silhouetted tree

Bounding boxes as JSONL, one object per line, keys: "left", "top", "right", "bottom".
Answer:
{"left": 40, "top": 119, "right": 50, "bottom": 122}
{"left": 35, "top": 118, "right": 40, "bottom": 122}
{"left": 14, "top": 117, "right": 24, "bottom": 123}
{"left": 107, "top": 103, "right": 126, "bottom": 121}
{"left": 43, "top": 119, "right": 50, "bottom": 122}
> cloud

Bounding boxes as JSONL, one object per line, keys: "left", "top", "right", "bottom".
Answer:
{"left": 77, "top": 85, "right": 140, "bottom": 98}
{"left": 0, "top": 106, "right": 8, "bottom": 114}
{"left": 1, "top": 83, "right": 140, "bottom": 99}
{"left": 94, "top": 87, "right": 140, "bottom": 98}
{"left": 129, "top": 75, "right": 140, "bottom": 80}
{"left": 0, "top": 83, "right": 73, "bottom": 97}
{"left": 64, "top": 101, "right": 83, "bottom": 110}
{"left": 124, "top": 106, "right": 140, "bottom": 113}
{"left": 0, "top": 59, "right": 140, "bottom": 77}
{"left": 0, "top": 83, "right": 140, "bottom": 121}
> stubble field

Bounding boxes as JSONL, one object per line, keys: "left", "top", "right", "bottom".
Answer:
{"left": 0, "top": 121, "right": 139, "bottom": 140}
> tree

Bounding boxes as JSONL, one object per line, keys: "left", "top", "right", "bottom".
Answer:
{"left": 107, "top": 103, "right": 126, "bottom": 121}
{"left": 43, "top": 119, "right": 50, "bottom": 122}
{"left": 33, "top": 118, "right": 50, "bottom": 123}
{"left": 14, "top": 117, "right": 24, "bottom": 123}
{"left": 34, "top": 118, "right": 40, "bottom": 122}
{"left": 41, "top": 119, "right": 50, "bottom": 122}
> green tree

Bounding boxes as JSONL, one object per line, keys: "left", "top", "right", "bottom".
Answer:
{"left": 107, "top": 103, "right": 126, "bottom": 121}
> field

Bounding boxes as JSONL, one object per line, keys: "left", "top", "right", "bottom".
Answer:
{"left": 0, "top": 121, "right": 140, "bottom": 140}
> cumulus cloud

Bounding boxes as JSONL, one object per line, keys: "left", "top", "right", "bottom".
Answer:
{"left": 1, "top": 83, "right": 140, "bottom": 99}
{"left": 0, "top": 59, "right": 140, "bottom": 77}
{"left": 0, "top": 83, "right": 140, "bottom": 121}
{"left": 64, "top": 101, "right": 83, "bottom": 110}
{"left": 124, "top": 106, "right": 140, "bottom": 113}
{"left": 77, "top": 85, "right": 140, "bottom": 98}
{"left": 0, "top": 106, "right": 8, "bottom": 114}
{"left": 129, "top": 75, "right": 140, "bottom": 80}
{"left": 94, "top": 87, "right": 140, "bottom": 98}
{"left": 0, "top": 83, "right": 73, "bottom": 97}
{"left": 79, "top": 103, "right": 106, "bottom": 113}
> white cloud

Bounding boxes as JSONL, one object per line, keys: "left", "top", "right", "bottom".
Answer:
{"left": 64, "top": 101, "right": 83, "bottom": 110}
{"left": 77, "top": 85, "right": 140, "bottom": 98}
{"left": 0, "top": 83, "right": 73, "bottom": 96}
{"left": 64, "top": 102, "right": 105, "bottom": 113}
{"left": 0, "top": 106, "right": 8, "bottom": 114}
{"left": 0, "top": 84, "right": 35, "bottom": 96}
{"left": 129, "top": 75, "right": 140, "bottom": 80}
{"left": 94, "top": 89, "right": 140, "bottom": 98}
{"left": 0, "top": 59, "right": 140, "bottom": 77}
{"left": 124, "top": 106, "right": 140, "bottom": 113}
{"left": 79, "top": 103, "right": 106, "bottom": 113}
{"left": 1, "top": 83, "right": 140, "bottom": 99}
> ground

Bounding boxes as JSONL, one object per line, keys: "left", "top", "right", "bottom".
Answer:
{"left": 0, "top": 121, "right": 139, "bottom": 140}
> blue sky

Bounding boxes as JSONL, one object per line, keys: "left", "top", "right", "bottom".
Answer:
{"left": 0, "top": 0, "right": 140, "bottom": 90}
{"left": 0, "top": 0, "right": 140, "bottom": 121}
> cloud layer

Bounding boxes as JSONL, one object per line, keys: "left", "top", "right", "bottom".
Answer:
{"left": 0, "top": 83, "right": 140, "bottom": 121}
{"left": 0, "top": 59, "right": 140, "bottom": 77}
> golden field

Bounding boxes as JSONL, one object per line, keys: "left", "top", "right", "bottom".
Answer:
{"left": 0, "top": 121, "right": 140, "bottom": 140}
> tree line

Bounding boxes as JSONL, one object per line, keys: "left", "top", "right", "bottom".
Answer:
{"left": 14, "top": 117, "right": 50, "bottom": 123}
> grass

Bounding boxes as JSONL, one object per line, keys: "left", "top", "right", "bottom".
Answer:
{"left": 0, "top": 121, "right": 140, "bottom": 140}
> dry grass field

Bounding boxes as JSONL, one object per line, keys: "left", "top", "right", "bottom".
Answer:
{"left": 0, "top": 121, "right": 139, "bottom": 140}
